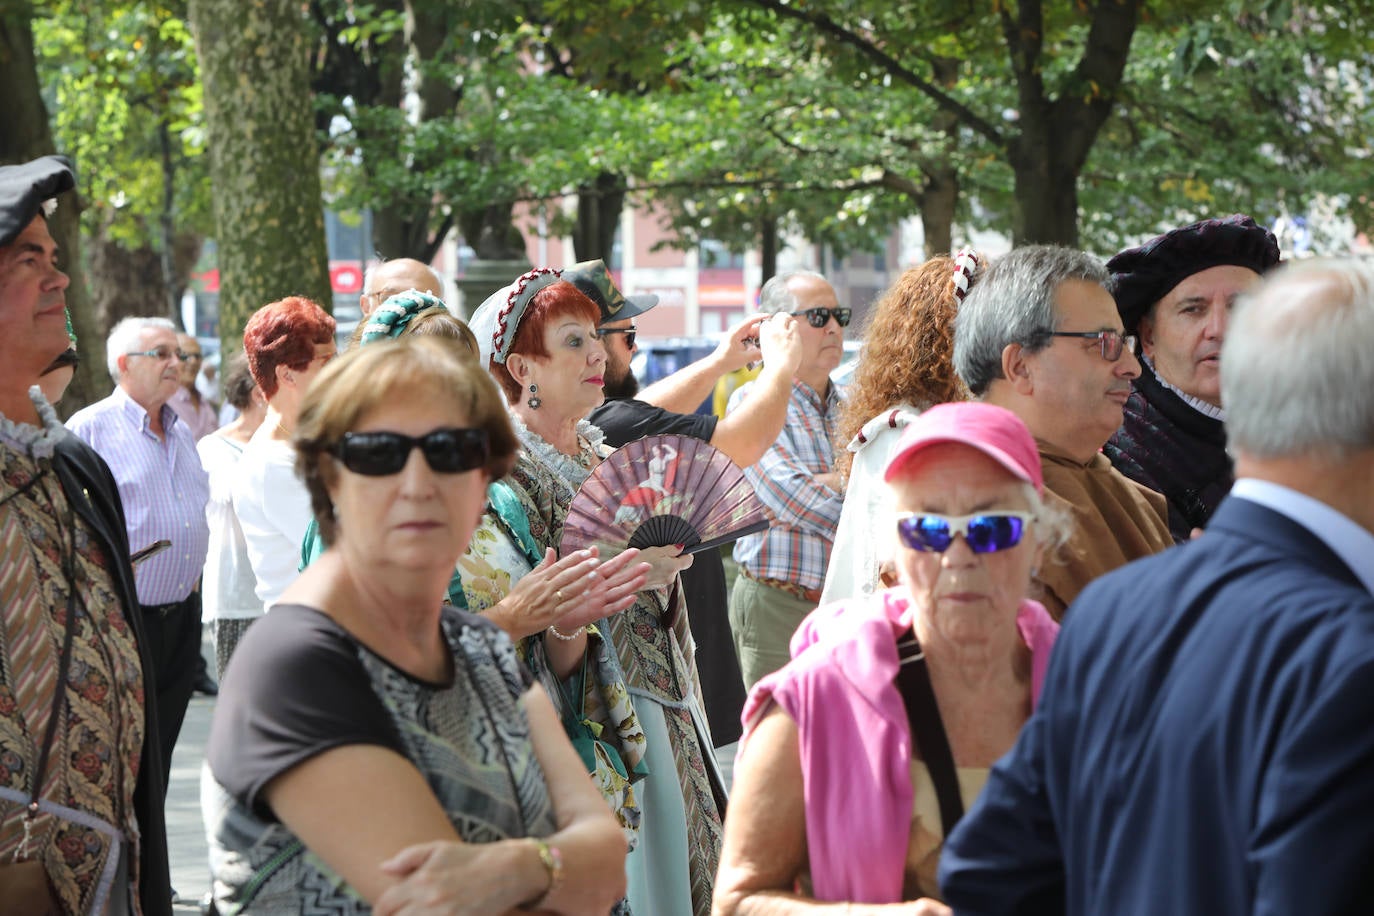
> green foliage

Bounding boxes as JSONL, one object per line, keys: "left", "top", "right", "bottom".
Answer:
{"left": 32, "top": 0, "right": 210, "bottom": 248}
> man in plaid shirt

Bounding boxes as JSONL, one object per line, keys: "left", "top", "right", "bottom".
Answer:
{"left": 727, "top": 270, "right": 847, "bottom": 689}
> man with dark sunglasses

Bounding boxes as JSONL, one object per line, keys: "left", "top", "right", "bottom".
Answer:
{"left": 953, "top": 245, "right": 1172, "bottom": 619}
{"left": 1104, "top": 215, "right": 1280, "bottom": 542}
{"left": 942, "top": 257, "right": 1374, "bottom": 916}
{"left": 567, "top": 258, "right": 802, "bottom": 745}
{"left": 725, "top": 270, "right": 847, "bottom": 691}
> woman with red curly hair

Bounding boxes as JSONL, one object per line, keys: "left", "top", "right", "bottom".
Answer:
{"left": 232, "top": 296, "right": 336, "bottom": 647}
{"left": 821, "top": 253, "right": 978, "bottom": 604}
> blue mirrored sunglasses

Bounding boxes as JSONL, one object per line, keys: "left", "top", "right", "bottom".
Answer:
{"left": 896, "top": 512, "right": 1032, "bottom": 554}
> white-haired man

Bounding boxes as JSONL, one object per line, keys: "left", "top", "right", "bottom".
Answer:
{"left": 67, "top": 315, "right": 210, "bottom": 789}
{"left": 942, "top": 258, "right": 1374, "bottom": 916}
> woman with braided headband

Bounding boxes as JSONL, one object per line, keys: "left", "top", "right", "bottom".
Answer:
{"left": 822, "top": 253, "right": 982, "bottom": 604}
{"left": 470, "top": 271, "right": 722, "bottom": 916}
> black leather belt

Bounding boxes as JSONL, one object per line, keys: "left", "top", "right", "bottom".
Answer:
{"left": 141, "top": 594, "right": 195, "bottom": 618}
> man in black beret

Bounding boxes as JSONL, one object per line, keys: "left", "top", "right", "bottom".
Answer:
{"left": 0, "top": 156, "right": 172, "bottom": 913}
{"left": 1103, "top": 215, "right": 1280, "bottom": 541}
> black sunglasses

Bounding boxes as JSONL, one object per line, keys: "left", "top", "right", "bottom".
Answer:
{"left": 597, "top": 328, "right": 637, "bottom": 348}
{"left": 792, "top": 307, "right": 852, "bottom": 328}
{"left": 332, "top": 427, "right": 489, "bottom": 476}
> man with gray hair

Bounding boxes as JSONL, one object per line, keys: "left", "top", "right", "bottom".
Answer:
{"left": 66, "top": 315, "right": 210, "bottom": 787}
{"left": 952, "top": 245, "right": 1172, "bottom": 618}
{"left": 726, "top": 269, "right": 847, "bottom": 688}
{"left": 940, "top": 258, "right": 1374, "bottom": 915}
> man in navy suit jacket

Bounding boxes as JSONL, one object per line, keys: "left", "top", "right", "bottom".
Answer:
{"left": 939, "top": 258, "right": 1374, "bottom": 916}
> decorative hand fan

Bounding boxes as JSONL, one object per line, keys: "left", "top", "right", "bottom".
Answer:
{"left": 560, "top": 434, "right": 770, "bottom": 557}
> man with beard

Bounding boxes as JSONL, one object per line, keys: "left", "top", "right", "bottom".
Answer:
{"left": 571, "top": 259, "right": 801, "bottom": 744}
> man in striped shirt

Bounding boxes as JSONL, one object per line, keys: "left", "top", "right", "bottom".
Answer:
{"left": 67, "top": 316, "right": 211, "bottom": 787}
{"left": 727, "top": 270, "right": 847, "bottom": 689}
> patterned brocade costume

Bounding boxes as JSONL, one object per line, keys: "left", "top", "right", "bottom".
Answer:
{"left": 509, "top": 416, "right": 725, "bottom": 916}
{"left": 0, "top": 394, "right": 168, "bottom": 915}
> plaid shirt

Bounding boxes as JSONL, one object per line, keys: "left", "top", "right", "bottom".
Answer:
{"left": 729, "top": 379, "right": 843, "bottom": 590}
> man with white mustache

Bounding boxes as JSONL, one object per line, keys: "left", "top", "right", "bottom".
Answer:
{"left": 1104, "top": 216, "right": 1281, "bottom": 541}
{"left": 953, "top": 245, "right": 1173, "bottom": 619}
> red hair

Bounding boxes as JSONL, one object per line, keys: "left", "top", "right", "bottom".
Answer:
{"left": 242, "top": 296, "right": 336, "bottom": 398}
{"left": 490, "top": 281, "right": 600, "bottom": 403}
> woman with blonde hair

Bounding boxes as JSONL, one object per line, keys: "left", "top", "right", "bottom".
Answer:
{"left": 821, "top": 252, "right": 979, "bottom": 604}
{"left": 206, "top": 336, "right": 628, "bottom": 914}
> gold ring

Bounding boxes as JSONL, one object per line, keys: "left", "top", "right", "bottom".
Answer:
{"left": 555, "top": 589, "right": 564, "bottom": 602}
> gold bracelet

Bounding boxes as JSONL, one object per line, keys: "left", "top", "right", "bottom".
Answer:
{"left": 519, "top": 837, "right": 563, "bottom": 909}
{"left": 547, "top": 623, "right": 585, "bottom": 641}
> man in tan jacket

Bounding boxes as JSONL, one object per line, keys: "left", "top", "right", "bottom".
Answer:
{"left": 953, "top": 245, "right": 1173, "bottom": 618}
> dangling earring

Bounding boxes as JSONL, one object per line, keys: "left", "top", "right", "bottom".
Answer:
{"left": 527, "top": 383, "right": 542, "bottom": 409}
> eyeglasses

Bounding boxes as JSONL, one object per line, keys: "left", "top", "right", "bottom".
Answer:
{"left": 127, "top": 348, "right": 192, "bottom": 363}
{"left": 331, "top": 427, "right": 489, "bottom": 476}
{"left": 792, "top": 307, "right": 851, "bottom": 329}
{"left": 596, "top": 328, "right": 636, "bottom": 348}
{"left": 1047, "top": 329, "right": 1137, "bottom": 362}
{"left": 896, "top": 512, "right": 1033, "bottom": 554}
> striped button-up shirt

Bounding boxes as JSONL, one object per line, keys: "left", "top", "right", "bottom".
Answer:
{"left": 729, "top": 379, "right": 843, "bottom": 590}
{"left": 66, "top": 386, "right": 210, "bottom": 604}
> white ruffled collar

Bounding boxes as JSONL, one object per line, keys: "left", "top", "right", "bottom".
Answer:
{"left": 0, "top": 387, "right": 66, "bottom": 460}
{"left": 508, "top": 410, "right": 605, "bottom": 488}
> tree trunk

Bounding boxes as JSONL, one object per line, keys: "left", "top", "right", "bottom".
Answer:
{"left": 1008, "top": 139, "right": 1082, "bottom": 247}
{"left": 759, "top": 214, "right": 778, "bottom": 282}
{"left": 187, "top": 0, "right": 332, "bottom": 356}
{"left": 921, "top": 56, "right": 960, "bottom": 257}
{"left": 572, "top": 171, "right": 626, "bottom": 262}
{"left": 0, "top": 2, "right": 106, "bottom": 414}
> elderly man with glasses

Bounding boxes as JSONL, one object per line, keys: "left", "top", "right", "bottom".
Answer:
{"left": 724, "top": 269, "right": 848, "bottom": 690}
{"left": 66, "top": 315, "right": 211, "bottom": 791}
{"left": 953, "top": 246, "right": 1172, "bottom": 619}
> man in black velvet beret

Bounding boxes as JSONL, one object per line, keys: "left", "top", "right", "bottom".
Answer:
{"left": 1103, "top": 215, "right": 1281, "bottom": 540}
{"left": 0, "top": 155, "right": 173, "bottom": 914}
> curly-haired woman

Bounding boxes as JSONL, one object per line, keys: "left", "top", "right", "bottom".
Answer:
{"left": 821, "top": 253, "right": 979, "bottom": 604}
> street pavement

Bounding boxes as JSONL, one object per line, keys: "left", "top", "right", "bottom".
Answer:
{"left": 161, "top": 635, "right": 738, "bottom": 912}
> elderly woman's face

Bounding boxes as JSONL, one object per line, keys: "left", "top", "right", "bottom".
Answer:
{"left": 521, "top": 313, "right": 606, "bottom": 419}
{"left": 889, "top": 443, "right": 1040, "bottom": 644}
{"left": 326, "top": 394, "right": 488, "bottom": 574}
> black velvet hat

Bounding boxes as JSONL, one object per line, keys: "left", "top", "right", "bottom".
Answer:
{"left": 1107, "top": 214, "right": 1280, "bottom": 333}
{"left": 0, "top": 156, "right": 76, "bottom": 249}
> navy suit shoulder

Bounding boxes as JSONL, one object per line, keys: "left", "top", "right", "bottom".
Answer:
{"left": 941, "top": 496, "right": 1374, "bottom": 916}
{"left": 51, "top": 432, "right": 172, "bottom": 915}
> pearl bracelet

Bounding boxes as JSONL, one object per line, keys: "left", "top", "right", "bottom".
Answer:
{"left": 547, "top": 623, "right": 586, "bottom": 641}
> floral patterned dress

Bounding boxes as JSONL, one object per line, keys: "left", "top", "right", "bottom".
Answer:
{"left": 507, "top": 413, "right": 725, "bottom": 916}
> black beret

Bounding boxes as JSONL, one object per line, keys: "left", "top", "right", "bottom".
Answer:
{"left": 0, "top": 156, "right": 76, "bottom": 249}
{"left": 1107, "top": 214, "right": 1280, "bottom": 333}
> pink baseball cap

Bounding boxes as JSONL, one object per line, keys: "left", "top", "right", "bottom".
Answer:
{"left": 883, "top": 402, "right": 1044, "bottom": 492}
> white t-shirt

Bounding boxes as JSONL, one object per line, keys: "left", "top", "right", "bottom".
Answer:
{"left": 232, "top": 427, "right": 313, "bottom": 608}
{"left": 198, "top": 433, "right": 261, "bottom": 621}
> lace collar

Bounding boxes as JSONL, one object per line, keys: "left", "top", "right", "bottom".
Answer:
{"left": 508, "top": 410, "right": 605, "bottom": 488}
{"left": 1142, "top": 355, "right": 1227, "bottom": 421}
{"left": 0, "top": 386, "right": 66, "bottom": 460}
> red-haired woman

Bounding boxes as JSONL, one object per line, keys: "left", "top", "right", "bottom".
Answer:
{"left": 234, "top": 296, "right": 336, "bottom": 633}
{"left": 471, "top": 272, "right": 724, "bottom": 916}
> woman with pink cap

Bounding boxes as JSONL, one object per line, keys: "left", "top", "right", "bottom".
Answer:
{"left": 714, "top": 402, "right": 1070, "bottom": 913}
